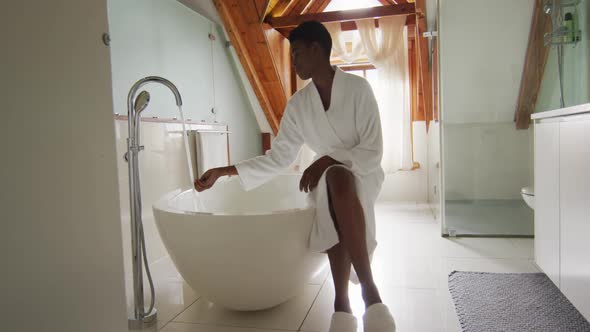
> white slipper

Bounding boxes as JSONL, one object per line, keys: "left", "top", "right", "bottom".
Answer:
{"left": 363, "top": 303, "right": 396, "bottom": 332}
{"left": 328, "top": 311, "right": 358, "bottom": 332}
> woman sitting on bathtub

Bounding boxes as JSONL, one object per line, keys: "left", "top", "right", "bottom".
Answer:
{"left": 195, "top": 21, "right": 395, "bottom": 332}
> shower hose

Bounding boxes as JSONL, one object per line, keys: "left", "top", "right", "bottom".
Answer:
{"left": 134, "top": 159, "right": 156, "bottom": 317}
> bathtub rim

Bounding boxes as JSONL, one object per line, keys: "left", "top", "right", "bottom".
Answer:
{"left": 153, "top": 186, "right": 314, "bottom": 217}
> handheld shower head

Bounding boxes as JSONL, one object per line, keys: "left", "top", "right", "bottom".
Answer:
{"left": 543, "top": 0, "right": 555, "bottom": 14}
{"left": 134, "top": 91, "right": 150, "bottom": 114}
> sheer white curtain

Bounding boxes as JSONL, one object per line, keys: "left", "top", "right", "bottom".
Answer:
{"left": 324, "top": 22, "right": 365, "bottom": 64}
{"left": 356, "top": 16, "right": 413, "bottom": 172}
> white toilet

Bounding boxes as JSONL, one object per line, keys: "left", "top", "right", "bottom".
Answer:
{"left": 521, "top": 186, "right": 534, "bottom": 210}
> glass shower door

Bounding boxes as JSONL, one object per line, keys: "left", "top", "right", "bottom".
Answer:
{"left": 439, "top": 0, "right": 535, "bottom": 237}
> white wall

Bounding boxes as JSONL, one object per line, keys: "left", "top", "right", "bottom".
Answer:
{"left": 378, "top": 122, "right": 429, "bottom": 202}
{"left": 225, "top": 38, "right": 275, "bottom": 134}
{"left": 108, "top": 0, "right": 263, "bottom": 163}
{"left": 440, "top": 0, "right": 535, "bottom": 201}
{"left": 440, "top": 0, "right": 534, "bottom": 124}
{"left": 0, "top": 1, "right": 127, "bottom": 331}
{"left": 175, "top": 0, "right": 276, "bottom": 134}
{"left": 177, "top": 0, "right": 222, "bottom": 25}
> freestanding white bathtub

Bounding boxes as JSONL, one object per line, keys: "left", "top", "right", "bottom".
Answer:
{"left": 152, "top": 174, "right": 328, "bottom": 311}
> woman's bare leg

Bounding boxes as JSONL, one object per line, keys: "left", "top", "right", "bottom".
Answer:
{"left": 327, "top": 242, "right": 353, "bottom": 313}
{"left": 326, "top": 167, "right": 382, "bottom": 308}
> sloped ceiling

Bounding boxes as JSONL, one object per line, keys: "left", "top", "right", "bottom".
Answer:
{"left": 178, "top": 0, "right": 222, "bottom": 24}
{"left": 182, "top": 0, "right": 434, "bottom": 134}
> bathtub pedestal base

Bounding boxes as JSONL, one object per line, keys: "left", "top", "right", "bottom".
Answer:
{"left": 128, "top": 309, "right": 157, "bottom": 330}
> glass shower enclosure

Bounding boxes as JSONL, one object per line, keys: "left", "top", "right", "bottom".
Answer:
{"left": 438, "top": 0, "right": 588, "bottom": 237}
{"left": 438, "top": 0, "right": 536, "bottom": 237}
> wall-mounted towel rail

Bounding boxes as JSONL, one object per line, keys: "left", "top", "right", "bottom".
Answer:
{"left": 189, "top": 129, "right": 231, "bottom": 134}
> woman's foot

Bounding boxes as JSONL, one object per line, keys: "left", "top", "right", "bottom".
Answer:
{"left": 363, "top": 303, "right": 396, "bottom": 332}
{"left": 329, "top": 311, "right": 358, "bottom": 332}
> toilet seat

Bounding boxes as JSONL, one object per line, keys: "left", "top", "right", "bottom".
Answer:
{"left": 521, "top": 186, "right": 534, "bottom": 196}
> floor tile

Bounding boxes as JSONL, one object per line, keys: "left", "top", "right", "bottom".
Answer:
{"left": 376, "top": 222, "right": 443, "bottom": 258}
{"left": 299, "top": 278, "right": 363, "bottom": 332}
{"left": 152, "top": 282, "right": 200, "bottom": 330}
{"left": 308, "top": 264, "right": 330, "bottom": 285}
{"left": 161, "top": 322, "right": 288, "bottom": 332}
{"left": 438, "top": 237, "right": 524, "bottom": 259}
{"left": 384, "top": 288, "right": 444, "bottom": 332}
{"left": 444, "top": 256, "right": 539, "bottom": 274}
{"left": 126, "top": 257, "right": 200, "bottom": 331}
{"left": 173, "top": 285, "right": 321, "bottom": 331}
{"left": 509, "top": 238, "right": 535, "bottom": 259}
{"left": 376, "top": 203, "right": 437, "bottom": 224}
{"left": 149, "top": 256, "right": 185, "bottom": 283}
{"left": 371, "top": 254, "right": 443, "bottom": 290}
{"left": 301, "top": 278, "right": 445, "bottom": 332}
{"left": 438, "top": 257, "right": 539, "bottom": 289}
{"left": 440, "top": 290, "right": 462, "bottom": 332}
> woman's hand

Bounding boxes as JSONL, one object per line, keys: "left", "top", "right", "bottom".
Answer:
{"left": 194, "top": 166, "right": 237, "bottom": 192}
{"left": 299, "top": 156, "right": 340, "bottom": 193}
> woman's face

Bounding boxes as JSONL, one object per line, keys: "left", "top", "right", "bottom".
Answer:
{"left": 290, "top": 40, "right": 318, "bottom": 80}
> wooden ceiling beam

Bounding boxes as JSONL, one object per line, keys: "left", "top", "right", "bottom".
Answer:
{"left": 260, "top": 0, "right": 272, "bottom": 22}
{"left": 302, "top": 0, "right": 332, "bottom": 14}
{"left": 514, "top": 0, "right": 552, "bottom": 129}
{"left": 254, "top": 0, "right": 270, "bottom": 19}
{"left": 282, "top": 0, "right": 314, "bottom": 16}
{"left": 267, "top": 3, "right": 415, "bottom": 28}
{"left": 265, "top": 0, "right": 283, "bottom": 13}
{"left": 415, "top": 0, "right": 433, "bottom": 131}
{"left": 381, "top": 0, "right": 412, "bottom": 4}
{"left": 269, "top": 0, "right": 291, "bottom": 17}
{"left": 213, "top": 0, "right": 287, "bottom": 134}
{"left": 272, "top": 10, "right": 415, "bottom": 38}
{"left": 408, "top": 38, "right": 424, "bottom": 122}
{"left": 339, "top": 16, "right": 415, "bottom": 30}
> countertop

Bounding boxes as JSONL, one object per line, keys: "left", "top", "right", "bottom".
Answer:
{"left": 532, "top": 103, "right": 590, "bottom": 120}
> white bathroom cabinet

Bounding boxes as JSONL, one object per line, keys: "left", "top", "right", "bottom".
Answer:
{"left": 534, "top": 121, "right": 560, "bottom": 287}
{"left": 533, "top": 105, "right": 590, "bottom": 321}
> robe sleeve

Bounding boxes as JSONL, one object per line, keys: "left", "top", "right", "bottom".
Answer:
{"left": 234, "top": 104, "right": 304, "bottom": 191}
{"left": 327, "top": 80, "right": 383, "bottom": 175}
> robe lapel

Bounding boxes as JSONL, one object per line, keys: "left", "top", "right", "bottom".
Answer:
{"left": 310, "top": 68, "right": 345, "bottom": 147}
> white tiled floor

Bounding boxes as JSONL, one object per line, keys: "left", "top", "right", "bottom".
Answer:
{"left": 129, "top": 202, "right": 538, "bottom": 332}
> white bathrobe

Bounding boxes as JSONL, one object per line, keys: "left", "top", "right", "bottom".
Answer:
{"left": 235, "top": 67, "right": 385, "bottom": 257}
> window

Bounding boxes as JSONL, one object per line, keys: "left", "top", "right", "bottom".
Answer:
{"left": 324, "top": 0, "right": 383, "bottom": 11}
{"left": 340, "top": 63, "right": 420, "bottom": 171}
{"left": 340, "top": 64, "right": 378, "bottom": 88}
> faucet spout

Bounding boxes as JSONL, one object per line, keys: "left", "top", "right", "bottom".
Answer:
{"left": 127, "top": 76, "right": 183, "bottom": 113}
{"left": 127, "top": 76, "right": 183, "bottom": 148}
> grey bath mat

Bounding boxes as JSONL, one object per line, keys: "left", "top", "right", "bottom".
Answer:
{"left": 448, "top": 271, "right": 590, "bottom": 332}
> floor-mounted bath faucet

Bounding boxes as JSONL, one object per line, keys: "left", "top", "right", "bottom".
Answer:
{"left": 126, "top": 76, "right": 182, "bottom": 329}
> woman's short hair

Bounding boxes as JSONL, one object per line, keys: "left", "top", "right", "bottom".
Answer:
{"left": 288, "top": 21, "right": 332, "bottom": 57}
